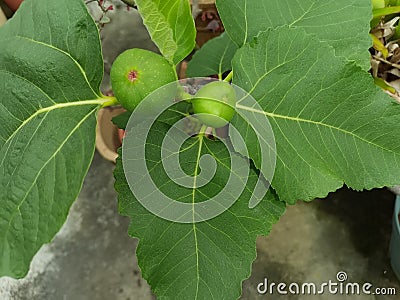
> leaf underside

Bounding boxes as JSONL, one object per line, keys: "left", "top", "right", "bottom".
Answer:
{"left": 0, "top": 0, "right": 103, "bottom": 277}
{"left": 114, "top": 106, "right": 285, "bottom": 300}
{"left": 232, "top": 26, "right": 400, "bottom": 203}
{"left": 135, "top": 0, "right": 196, "bottom": 65}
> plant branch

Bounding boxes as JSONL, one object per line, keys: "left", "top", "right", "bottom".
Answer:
{"left": 372, "top": 55, "right": 400, "bottom": 69}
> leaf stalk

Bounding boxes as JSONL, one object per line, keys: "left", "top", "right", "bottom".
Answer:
{"left": 100, "top": 96, "right": 119, "bottom": 107}
{"left": 224, "top": 71, "right": 233, "bottom": 82}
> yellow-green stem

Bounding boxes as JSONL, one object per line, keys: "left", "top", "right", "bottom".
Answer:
{"left": 100, "top": 96, "right": 119, "bottom": 108}
{"left": 373, "top": 6, "right": 400, "bottom": 18}
{"left": 224, "top": 71, "right": 233, "bottom": 82}
{"left": 199, "top": 125, "right": 208, "bottom": 136}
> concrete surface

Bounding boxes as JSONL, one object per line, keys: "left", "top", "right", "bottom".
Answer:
{"left": 243, "top": 188, "right": 400, "bottom": 300}
{"left": 1, "top": 1, "right": 400, "bottom": 299}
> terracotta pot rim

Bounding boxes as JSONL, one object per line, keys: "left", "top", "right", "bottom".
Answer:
{"left": 95, "top": 106, "right": 126, "bottom": 163}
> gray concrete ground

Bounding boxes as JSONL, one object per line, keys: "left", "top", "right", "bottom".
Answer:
{"left": 243, "top": 188, "right": 400, "bottom": 300}
{"left": 1, "top": 1, "right": 400, "bottom": 299}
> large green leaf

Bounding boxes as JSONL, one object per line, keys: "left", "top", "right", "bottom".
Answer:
{"left": 216, "top": 0, "right": 372, "bottom": 69}
{"left": 135, "top": 0, "right": 196, "bottom": 65}
{"left": 232, "top": 26, "right": 400, "bottom": 203}
{"left": 186, "top": 32, "right": 238, "bottom": 78}
{"left": 114, "top": 106, "right": 285, "bottom": 299}
{"left": 0, "top": 0, "right": 104, "bottom": 277}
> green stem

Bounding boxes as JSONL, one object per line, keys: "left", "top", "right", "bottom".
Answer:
{"left": 373, "top": 6, "right": 400, "bottom": 18}
{"left": 223, "top": 71, "right": 233, "bottom": 82}
{"left": 100, "top": 96, "right": 119, "bottom": 108}
{"left": 199, "top": 125, "right": 208, "bottom": 136}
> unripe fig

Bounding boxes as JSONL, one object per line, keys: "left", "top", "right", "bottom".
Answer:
{"left": 110, "top": 48, "right": 177, "bottom": 111}
{"left": 192, "top": 81, "right": 236, "bottom": 128}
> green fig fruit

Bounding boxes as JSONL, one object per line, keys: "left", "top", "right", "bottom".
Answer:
{"left": 110, "top": 48, "right": 177, "bottom": 111}
{"left": 192, "top": 81, "right": 236, "bottom": 128}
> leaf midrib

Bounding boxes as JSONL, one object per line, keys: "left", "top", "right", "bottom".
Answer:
{"left": 1, "top": 99, "right": 105, "bottom": 153}
{"left": 1, "top": 106, "right": 98, "bottom": 263}
{"left": 191, "top": 133, "right": 204, "bottom": 300}
{"left": 218, "top": 36, "right": 232, "bottom": 78}
{"left": 236, "top": 103, "right": 399, "bottom": 156}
